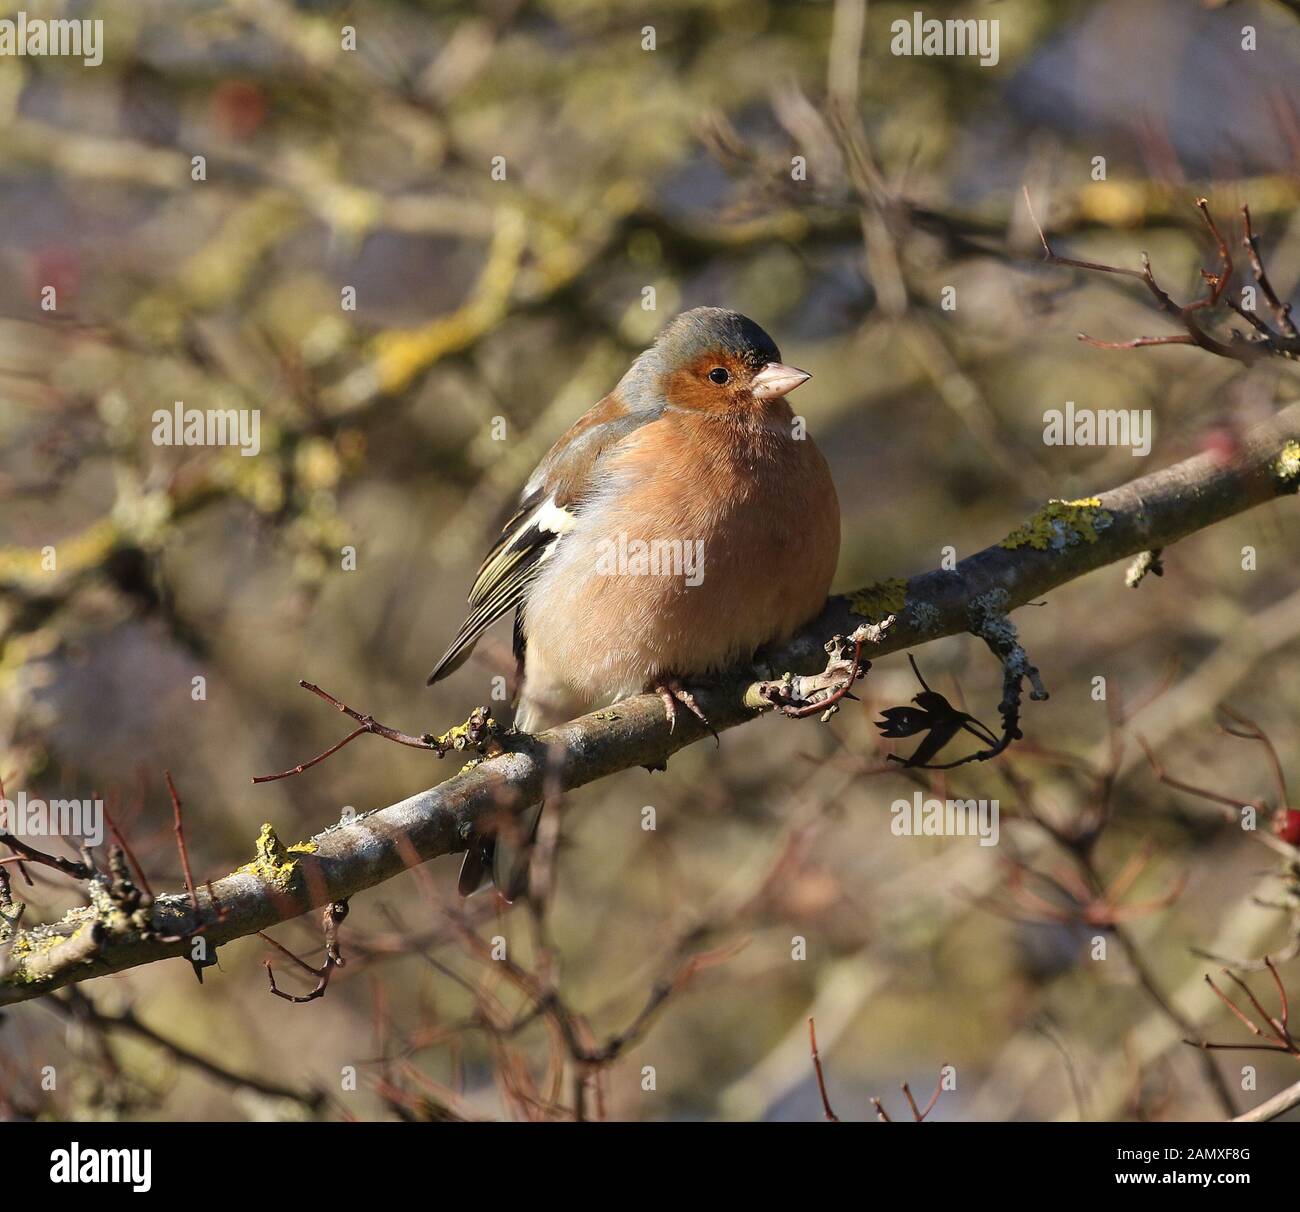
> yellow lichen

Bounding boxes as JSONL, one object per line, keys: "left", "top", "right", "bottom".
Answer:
{"left": 238, "top": 823, "right": 306, "bottom": 891}
{"left": 369, "top": 208, "right": 526, "bottom": 394}
{"left": 7, "top": 919, "right": 98, "bottom": 984}
{"left": 1275, "top": 440, "right": 1300, "bottom": 485}
{"left": 431, "top": 707, "right": 502, "bottom": 755}
{"left": 1000, "top": 498, "right": 1112, "bottom": 551}
{"left": 847, "top": 578, "right": 908, "bottom": 622}
{"left": 0, "top": 519, "right": 119, "bottom": 587}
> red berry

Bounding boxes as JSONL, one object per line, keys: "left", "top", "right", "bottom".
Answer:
{"left": 1273, "top": 808, "right": 1300, "bottom": 846}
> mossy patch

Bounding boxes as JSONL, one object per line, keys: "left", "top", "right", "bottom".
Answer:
{"left": 1000, "top": 498, "right": 1112, "bottom": 552}
{"left": 847, "top": 578, "right": 908, "bottom": 622}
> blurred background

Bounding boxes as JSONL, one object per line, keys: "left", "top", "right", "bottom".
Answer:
{"left": 3, "top": 0, "right": 1300, "bottom": 1122}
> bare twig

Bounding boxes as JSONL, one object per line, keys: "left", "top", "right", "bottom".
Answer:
{"left": 0, "top": 828, "right": 93, "bottom": 881}
{"left": 262, "top": 898, "right": 350, "bottom": 1004}
{"left": 1026, "top": 189, "right": 1300, "bottom": 363}
{"left": 252, "top": 684, "right": 500, "bottom": 783}
{"left": 165, "top": 771, "right": 198, "bottom": 911}
{"left": 1185, "top": 957, "right": 1299, "bottom": 1059}
{"left": 808, "top": 1017, "right": 839, "bottom": 1122}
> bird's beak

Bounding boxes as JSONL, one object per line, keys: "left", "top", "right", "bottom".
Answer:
{"left": 751, "top": 361, "right": 811, "bottom": 399}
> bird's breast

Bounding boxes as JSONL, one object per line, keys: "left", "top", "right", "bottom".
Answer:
{"left": 521, "top": 411, "right": 840, "bottom": 705}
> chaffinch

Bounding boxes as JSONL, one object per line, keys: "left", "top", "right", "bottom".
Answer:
{"left": 429, "top": 307, "right": 840, "bottom": 895}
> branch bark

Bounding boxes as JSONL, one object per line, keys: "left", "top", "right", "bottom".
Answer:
{"left": 1234, "top": 1075, "right": 1300, "bottom": 1123}
{"left": 2, "top": 402, "right": 1298, "bottom": 1007}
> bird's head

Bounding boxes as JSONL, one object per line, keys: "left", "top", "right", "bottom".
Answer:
{"left": 626, "top": 307, "right": 811, "bottom": 415}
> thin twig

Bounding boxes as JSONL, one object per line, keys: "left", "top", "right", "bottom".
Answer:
{"left": 808, "top": 1017, "right": 839, "bottom": 1121}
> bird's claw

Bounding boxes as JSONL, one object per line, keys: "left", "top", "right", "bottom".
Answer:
{"left": 653, "top": 678, "right": 717, "bottom": 743}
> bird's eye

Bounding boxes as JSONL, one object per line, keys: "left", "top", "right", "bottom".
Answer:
{"left": 708, "top": 367, "right": 730, "bottom": 385}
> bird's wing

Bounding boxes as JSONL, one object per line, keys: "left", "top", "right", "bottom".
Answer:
{"left": 426, "top": 391, "right": 662, "bottom": 685}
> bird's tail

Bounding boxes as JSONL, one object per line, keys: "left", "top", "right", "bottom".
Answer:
{"left": 456, "top": 801, "right": 545, "bottom": 900}
{"left": 456, "top": 695, "right": 550, "bottom": 900}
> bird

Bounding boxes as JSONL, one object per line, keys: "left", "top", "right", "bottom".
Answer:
{"left": 428, "top": 307, "right": 840, "bottom": 898}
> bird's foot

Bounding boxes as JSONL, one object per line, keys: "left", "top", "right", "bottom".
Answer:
{"left": 652, "top": 677, "right": 717, "bottom": 742}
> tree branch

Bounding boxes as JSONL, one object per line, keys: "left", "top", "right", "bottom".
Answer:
{"left": 1234, "top": 1076, "right": 1300, "bottom": 1123}
{"left": 2, "top": 401, "right": 1298, "bottom": 1007}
